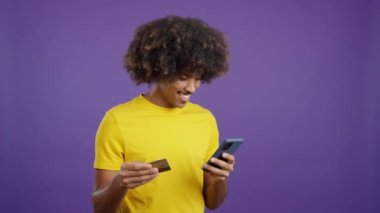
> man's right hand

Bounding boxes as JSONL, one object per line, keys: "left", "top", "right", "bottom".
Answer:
{"left": 117, "top": 162, "right": 159, "bottom": 189}
{"left": 92, "top": 162, "right": 159, "bottom": 213}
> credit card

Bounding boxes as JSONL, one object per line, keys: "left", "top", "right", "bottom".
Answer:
{"left": 149, "top": 159, "right": 171, "bottom": 173}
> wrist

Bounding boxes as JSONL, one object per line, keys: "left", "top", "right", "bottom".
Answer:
{"left": 114, "top": 173, "right": 129, "bottom": 191}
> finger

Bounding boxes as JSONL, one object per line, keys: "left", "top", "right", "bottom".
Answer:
{"left": 127, "top": 177, "right": 156, "bottom": 189}
{"left": 209, "top": 158, "right": 233, "bottom": 172}
{"left": 202, "top": 163, "right": 230, "bottom": 178}
{"left": 120, "top": 168, "right": 159, "bottom": 177}
{"left": 123, "top": 173, "right": 159, "bottom": 189}
{"left": 222, "top": 153, "right": 235, "bottom": 165}
{"left": 121, "top": 162, "right": 153, "bottom": 171}
{"left": 123, "top": 173, "right": 158, "bottom": 184}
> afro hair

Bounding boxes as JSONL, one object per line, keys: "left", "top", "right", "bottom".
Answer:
{"left": 124, "top": 15, "right": 230, "bottom": 84}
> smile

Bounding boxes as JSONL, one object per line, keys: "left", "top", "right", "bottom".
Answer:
{"left": 177, "top": 91, "right": 191, "bottom": 102}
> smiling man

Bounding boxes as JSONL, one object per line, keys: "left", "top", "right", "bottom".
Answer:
{"left": 92, "top": 15, "right": 235, "bottom": 213}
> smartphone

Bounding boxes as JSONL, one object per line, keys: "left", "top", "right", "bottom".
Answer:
{"left": 207, "top": 138, "right": 243, "bottom": 169}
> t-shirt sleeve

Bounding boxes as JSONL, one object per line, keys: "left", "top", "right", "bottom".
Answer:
{"left": 204, "top": 114, "right": 219, "bottom": 163}
{"left": 93, "top": 111, "right": 125, "bottom": 170}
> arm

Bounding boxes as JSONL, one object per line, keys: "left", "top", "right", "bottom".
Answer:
{"left": 202, "top": 153, "right": 235, "bottom": 210}
{"left": 92, "top": 162, "right": 159, "bottom": 213}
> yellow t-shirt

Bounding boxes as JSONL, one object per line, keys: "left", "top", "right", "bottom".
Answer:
{"left": 94, "top": 95, "right": 219, "bottom": 213}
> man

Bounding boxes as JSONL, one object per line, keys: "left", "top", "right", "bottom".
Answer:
{"left": 92, "top": 15, "right": 236, "bottom": 213}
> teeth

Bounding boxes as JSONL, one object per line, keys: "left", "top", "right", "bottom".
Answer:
{"left": 178, "top": 91, "right": 191, "bottom": 101}
{"left": 178, "top": 91, "right": 187, "bottom": 95}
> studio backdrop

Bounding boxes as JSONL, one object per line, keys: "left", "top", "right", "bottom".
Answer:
{"left": 1, "top": 0, "right": 379, "bottom": 212}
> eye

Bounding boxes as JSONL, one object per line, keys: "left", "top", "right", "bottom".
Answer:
{"left": 178, "top": 75, "right": 188, "bottom": 81}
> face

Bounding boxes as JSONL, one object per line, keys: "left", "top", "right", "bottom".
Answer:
{"left": 150, "top": 74, "right": 202, "bottom": 108}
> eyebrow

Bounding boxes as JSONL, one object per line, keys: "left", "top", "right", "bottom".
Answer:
{"left": 179, "top": 73, "right": 202, "bottom": 78}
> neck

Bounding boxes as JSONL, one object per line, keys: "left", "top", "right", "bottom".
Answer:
{"left": 143, "top": 85, "right": 170, "bottom": 108}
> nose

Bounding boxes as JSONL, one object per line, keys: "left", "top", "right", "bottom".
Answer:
{"left": 185, "top": 78, "right": 200, "bottom": 94}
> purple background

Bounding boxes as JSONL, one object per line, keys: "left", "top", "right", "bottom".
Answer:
{"left": 1, "top": 0, "right": 379, "bottom": 212}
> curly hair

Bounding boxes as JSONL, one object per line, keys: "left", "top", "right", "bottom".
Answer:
{"left": 124, "top": 15, "right": 229, "bottom": 84}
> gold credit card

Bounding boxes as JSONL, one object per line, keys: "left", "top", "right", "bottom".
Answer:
{"left": 149, "top": 159, "right": 171, "bottom": 173}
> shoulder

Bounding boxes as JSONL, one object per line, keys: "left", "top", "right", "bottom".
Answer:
{"left": 103, "top": 96, "right": 140, "bottom": 118}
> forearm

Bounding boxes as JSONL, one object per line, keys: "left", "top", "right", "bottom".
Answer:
{"left": 92, "top": 174, "right": 127, "bottom": 213}
{"left": 203, "top": 175, "right": 229, "bottom": 210}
